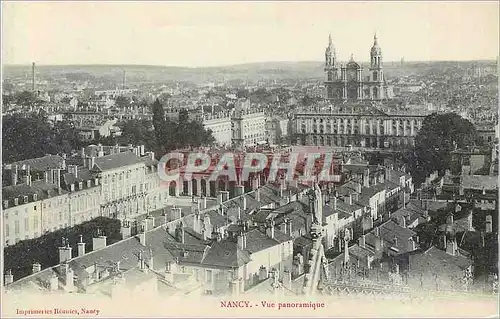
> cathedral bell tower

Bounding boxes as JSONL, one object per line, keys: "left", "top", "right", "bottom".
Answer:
{"left": 369, "top": 33, "right": 384, "bottom": 100}
{"left": 324, "top": 34, "right": 338, "bottom": 99}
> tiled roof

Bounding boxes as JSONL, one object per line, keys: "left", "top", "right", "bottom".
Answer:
{"left": 365, "top": 220, "right": 416, "bottom": 254}
{"left": 391, "top": 202, "right": 427, "bottom": 225}
{"left": 61, "top": 168, "right": 97, "bottom": 191}
{"left": 9, "top": 155, "right": 65, "bottom": 171}
{"left": 244, "top": 229, "right": 292, "bottom": 254}
{"left": 408, "top": 246, "right": 473, "bottom": 275}
{"left": 294, "top": 235, "right": 313, "bottom": 248}
{"left": 92, "top": 152, "right": 144, "bottom": 171}
{"left": 461, "top": 175, "right": 498, "bottom": 191}
{"left": 343, "top": 165, "right": 369, "bottom": 174}
{"left": 204, "top": 210, "right": 227, "bottom": 228}
{"left": 200, "top": 240, "right": 251, "bottom": 268}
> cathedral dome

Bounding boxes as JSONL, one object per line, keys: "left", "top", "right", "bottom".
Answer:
{"left": 371, "top": 34, "right": 382, "bottom": 55}
{"left": 346, "top": 54, "right": 360, "bottom": 69}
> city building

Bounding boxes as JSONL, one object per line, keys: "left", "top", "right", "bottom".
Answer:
{"left": 293, "top": 106, "right": 425, "bottom": 148}
{"left": 231, "top": 100, "right": 267, "bottom": 148}
{"left": 202, "top": 113, "right": 232, "bottom": 146}
{"left": 324, "top": 34, "right": 394, "bottom": 101}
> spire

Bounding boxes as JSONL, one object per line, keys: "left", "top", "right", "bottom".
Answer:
{"left": 349, "top": 53, "right": 354, "bottom": 61}
{"left": 374, "top": 33, "right": 378, "bottom": 45}
{"left": 328, "top": 33, "right": 333, "bottom": 47}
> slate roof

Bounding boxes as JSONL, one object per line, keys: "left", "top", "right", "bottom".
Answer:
{"left": 2, "top": 180, "right": 66, "bottom": 207}
{"left": 7, "top": 225, "right": 184, "bottom": 292}
{"left": 200, "top": 240, "right": 251, "bottom": 268}
{"left": 408, "top": 246, "right": 473, "bottom": 275}
{"left": 8, "top": 155, "right": 65, "bottom": 171}
{"left": 364, "top": 220, "right": 417, "bottom": 254}
{"left": 461, "top": 175, "right": 498, "bottom": 191}
{"left": 391, "top": 202, "right": 428, "bottom": 226}
{"left": 92, "top": 152, "right": 145, "bottom": 172}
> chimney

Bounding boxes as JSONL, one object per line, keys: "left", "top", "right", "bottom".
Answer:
{"left": 49, "top": 274, "right": 59, "bottom": 291}
{"left": 399, "top": 216, "right": 406, "bottom": 228}
{"left": 44, "top": 170, "right": 50, "bottom": 183}
{"left": 375, "top": 237, "right": 382, "bottom": 252}
{"left": 217, "top": 192, "right": 223, "bottom": 205}
{"left": 11, "top": 165, "right": 18, "bottom": 186}
{"left": 63, "top": 264, "right": 75, "bottom": 290}
{"left": 237, "top": 206, "right": 242, "bottom": 220}
{"left": 287, "top": 219, "right": 293, "bottom": 236}
{"left": 446, "top": 239, "right": 457, "bottom": 256}
{"left": 235, "top": 185, "right": 245, "bottom": 197}
{"left": 221, "top": 191, "right": 230, "bottom": 202}
{"left": 89, "top": 157, "right": 96, "bottom": 169}
{"left": 23, "top": 174, "right": 32, "bottom": 186}
{"left": 140, "top": 145, "right": 145, "bottom": 156}
{"left": 77, "top": 235, "right": 86, "bottom": 257}
{"left": 201, "top": 196, "right": 207, "bottom": 209}
{"left": 32, "top": 263, "right": 42, "bottom": 274}
{"left": 266, "top": 220, "right": 275, "bottom": 239}
{"left": 282, "top": 269, "right": 292, "bottom": 290}
{"left": 51, "top": 169, "right": 61, "bottom": 188}
{"left": 4, "top": 270, "right": 14, "bottom": 285}
{"left": 255, "top": 188, "right": 260, "bottom": 202}
{"left": 230, "top": 278, "right": 241, "bottom": 296}
{"left": 467, "top": 211, "right": 473, "bottom": 231}
{"left": 259, "top": 266, "right": 268, "bottom": 281}
{"left": 68, "top": 165, "right": 78, "bottom": 178}
{"left": 138, "top": 224, "right": 146, "bottom": 246}
{"left": 408, "top": 237, "right": 416, "bottom": 251}
{"left": 242, "top": 196, "right": 247, "bottom": 210}
{"left": 358, "top": 234, "right": 366, "bottom": 248}
{"left": 59, "top": 241, "right": 72, "bottom": 263}
{"left": 138, "top": 251, "right": 146, "bottom": 271}
{"left": 447, "top": 213, "right": 454, "bottom": 226}
{"left": 237, "top": 232, "right": 247, "bottom": 250}
{"left": 92, "top": 235, "right": 107, "bottom": 251}
{"left": 374, "top": 226, "right": 380, "bottom": 237}
{"left": 486, "top": 215, "right": 493, "bottom": 233}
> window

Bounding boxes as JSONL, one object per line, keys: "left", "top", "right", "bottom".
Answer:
{"left": 14, "top": 221, "right": 19, "bottom": 234}
{"left": 5, "top": 224, "right": 9, "bottom": 237}
{"left": 34, "top": 216, "right": 38, "bottom": 229}
{"left": 206, "top": 270, "right": 213, "bottom": 283}
{"left": 24, "top": 218, "right": 29, "bottom": 231}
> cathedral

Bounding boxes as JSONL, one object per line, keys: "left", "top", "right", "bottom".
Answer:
{"left": 324, "top": 34, "right": 394, "bottom": 101}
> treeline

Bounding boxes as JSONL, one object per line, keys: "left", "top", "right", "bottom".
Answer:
{"left": 2, "top": 113, "right": 82, "bottom": 163}
{"left": 399, "top": 112, "right": 481, "bottom": 186}
{"left": 4, "top": 217, "right": 121, "bottom": 281}
{"left": 152, "top": 99, "right": 215, "bottom": 157}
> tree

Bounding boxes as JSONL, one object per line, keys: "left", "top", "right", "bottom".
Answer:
{"left": 301, "top": 95, "right": 315, "bottom": 106}
{"left": 119, "top": 119, "right": 155, "bottom": 151}
{"left": 3, "top": 114, "right": 76, "bottom": 163}
{"left": 412, "top": 113, "right": 479, "bottom": 186}
{"left": 15, "top": 91, "right": 38, "bottom": 106}
{"left": 115, "top": 96, "right": 131, "bottom": 108}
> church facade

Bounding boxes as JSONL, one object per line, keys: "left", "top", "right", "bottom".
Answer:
{"left": 324, "top": 34, "right": 393, "bottom": 101}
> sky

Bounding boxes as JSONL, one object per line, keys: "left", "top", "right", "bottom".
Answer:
{"left": 2, "top": 1, "right": 499, "bottom": 67}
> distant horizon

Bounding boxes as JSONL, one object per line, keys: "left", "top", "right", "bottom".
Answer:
{"left": 4, "top": 58, "right": 498, "bottom": 69}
